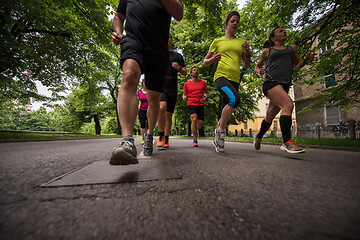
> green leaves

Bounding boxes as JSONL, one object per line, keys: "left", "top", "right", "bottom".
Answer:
{"left": 0, "top": 0, "right": 115, "bottom": 104}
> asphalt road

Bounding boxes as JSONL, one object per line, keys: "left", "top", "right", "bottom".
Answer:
{"left": 0, "top": 137, "right": 359, "bottom": 240}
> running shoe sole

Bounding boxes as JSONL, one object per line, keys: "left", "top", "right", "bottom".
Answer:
{"left": 110, "top": 148, "right": 138, "bottom": 165}
{"left": 212, "top": 140, "right": 224, "bottom": 153}
{"left": 280, "top": 146, "right": 306, "bottom": 154}
{"left": 253, "top": 133, "right": 261, "bottom": 150}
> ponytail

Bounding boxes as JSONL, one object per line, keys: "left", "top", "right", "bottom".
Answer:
{"left": 263, "top": 40, "right": 274, "bottom": 48}
{"left": 263, "top": 27, "right": 280, "bottom": 48}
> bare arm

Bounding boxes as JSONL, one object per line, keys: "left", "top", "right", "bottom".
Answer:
{"left": 200, "top": 90, "right": 210, "bottom": 103}
{"left": 182, "top": 92, "right": 187, "bottom": 101}
{"left": 241, "top": 41, "right": 251, "bottom": 70}
{"left": 161, "top": 0, "right": 183, "bottom": 21}
{"left": 171, "top": 62, "right": 187, "bottom": 76}
{"left": 254, "top": 48, "right": 269, "bottom": 76}
{"left": 179, "top": 66, "right": 187, "bottom": 76}
{"left": 292, "top": 45, "right": 314, "bottom": 69}
{"left": 112, "top": 12, "right": 125, "bottom": 46}
{"left": 203, "top": 51, "right": 221, "bottom": 67}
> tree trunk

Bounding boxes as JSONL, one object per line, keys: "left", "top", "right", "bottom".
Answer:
{"left": 115, "top": 101, "right": 122, "bottom": 136}
{"left": 93, "top": 115, "right": 101, "bottom": 135}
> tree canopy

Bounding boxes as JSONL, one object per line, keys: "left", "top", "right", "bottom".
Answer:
{"left": 1, "top": 0, "right": 358, "bottom": 134}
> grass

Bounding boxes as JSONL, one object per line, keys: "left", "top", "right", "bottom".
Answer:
{"left": 0, "top": 131, "right": 118, "bottom": 140}
{"left": 225, "top": 136, "right": 360, "bottom": 148}
{"left": 180, "top": 135, "right": 360, "bottom": 148}
{"left": 1, "top": 131, "right": 359, "bottom": 148}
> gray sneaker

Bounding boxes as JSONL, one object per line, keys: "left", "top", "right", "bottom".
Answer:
{"left": 215, "top": 128, "right": 225, "bottom": 148}
{"left": 212, "top": 140, "right": 224, "bottom": 153}
{"left": 110, "top": 139, "right": 138, "bottom": 165}
{"left": 143, "top": 133, "right": 153, "bottom": 156}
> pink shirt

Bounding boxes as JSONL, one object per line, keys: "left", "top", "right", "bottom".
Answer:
{"left": 137, "top": 90, "right": 148, "bottom": 110}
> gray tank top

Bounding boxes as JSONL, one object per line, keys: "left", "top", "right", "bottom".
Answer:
{"left": 264, "top": 46, "right": 294, "bottom": 84}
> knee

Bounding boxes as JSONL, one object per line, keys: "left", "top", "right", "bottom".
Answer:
{"left": 159, "top": 104, "right": 166, "bottom": 113}
{"left": 121, "top": 71, "right": 138, "bottom": 91}
{"left": 228, "top": 93, "right": 240, "bottom": 108}
{"left": 283, "top": 100, "right": 294, "bottom": 112}
{"left": 190, "top": 115, "right": 198, "bottom": 122}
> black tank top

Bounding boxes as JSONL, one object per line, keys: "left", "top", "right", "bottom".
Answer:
{"left": 264, "top": 46, "right": 294, "bottom": 84}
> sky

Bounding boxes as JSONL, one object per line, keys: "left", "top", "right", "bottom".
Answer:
{"left": 32, "top": 0, "right": 248, "bottom": 111}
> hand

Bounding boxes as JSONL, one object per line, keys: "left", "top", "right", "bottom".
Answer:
{"left": 200, "top": 97, "right": 206, "bottom": 103}
{"left": 171, "top": 62, "right": 180, "bottom": 71}
{"left": 305, "top": 52, "right": 315, "bottom": 64}
{"left": 242, "top": 41, "right": 250, "bottom": 51}
{"left": 211, "top": 51, "right": 221, "bottom": 63}
{"left": 257, "top": 68, "right": 265, "bottom": 76}
{"left": 182, "top": 95, "right": 187, "bottom": 101}
{"left": 112, "top": 32, "right": 122, "bottom": 46}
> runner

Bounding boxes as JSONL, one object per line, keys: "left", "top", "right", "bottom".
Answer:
{"left": 110, "top": 0, "right": 183, "bottom": 165}
{"left": 203, "top": 10, "right": 251, "bottom": 153}
{"left": 157, "top": 33, "right": 187, "bottom": 148}
{"left": 254, "top": 27, "right": 314, "bottom": 153}
{"left": 183, "top": 66, "right": 209, "bottom": 147}
{"left": 137, "top": 79, "right": 148, "bottom": 145}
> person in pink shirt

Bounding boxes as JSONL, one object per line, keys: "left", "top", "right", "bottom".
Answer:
{"left": 183, "top": 66, "right": 209, "bottom": 147}
{"left": 137, "top": 79, "right": 148, "bottom": 144}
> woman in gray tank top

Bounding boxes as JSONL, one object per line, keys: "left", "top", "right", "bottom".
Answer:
{"left": 253, "top": 27, "right": 314, "bottom": 154}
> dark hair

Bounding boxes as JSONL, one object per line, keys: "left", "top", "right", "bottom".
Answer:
{"left": 263, "top": 27, "right": 280, "bottom": 48}
{"left": 224, "top": 11, "right": 240, "bottom": 28}
{"left": 190, "top": 66, "right": 199, "bottom": 76}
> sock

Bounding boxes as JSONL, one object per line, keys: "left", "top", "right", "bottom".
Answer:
{"left": 159, "top": 132, "right": 164, "bottom": 137}
{"left": 280, "top": 115, "right": 292, "bottom": 143}
{"left": 164, "top": 136, "right": 169, "bottom": 143}
{"left": 257, "top": 120, "right": 272, "bottom": 139}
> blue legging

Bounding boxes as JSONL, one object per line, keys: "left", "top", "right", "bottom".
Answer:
{"left": 214, "top": 77, "right": 240, "bottom": 109}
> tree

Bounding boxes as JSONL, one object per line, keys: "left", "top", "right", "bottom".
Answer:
{"left": 238, "top": 0, "right": 360, "bottom": 110}
{"left": 0, "top": 0, "right": 116, "bottom": 105}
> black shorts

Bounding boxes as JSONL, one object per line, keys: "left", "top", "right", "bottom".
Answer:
{"left": 188, "top": 105, "right": 204, "bottom": 121}
{"left": 120, "top": 36, "right": 169, "bottom": 93}
{"left": 138, "top": 109, "right": 148, "bottom": 128}
{"left": 262, "top": 81, "right": 291, "bottom": 96}
{"left": 160, "top": 91, "right": 177, "bottom": 113}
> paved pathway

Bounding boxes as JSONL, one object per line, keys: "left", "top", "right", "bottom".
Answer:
{"left": 1, "top": 138, "right": 359, "bottom": 239}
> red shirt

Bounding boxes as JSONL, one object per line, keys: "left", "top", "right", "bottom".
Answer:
{"left": 183, "top": 79, "right": 208, "bottom": 106}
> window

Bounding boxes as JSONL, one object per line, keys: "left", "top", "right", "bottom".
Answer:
{"left": 326, "top": 106, "right": 340, "bottom": 125}
{"left": 244, "top": 121, "right": 248, "bottom": 130}
{"left": 320, "top": 45, "right": 331, "bottom": 54}
{"left": 324, "top": 74, "right": 336, "bottom": 88}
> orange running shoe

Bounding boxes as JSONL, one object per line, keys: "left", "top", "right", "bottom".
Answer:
{"left": 280, "top": 140, "right": 305, "bottom": 154}
{"left": 163, "top": 138, "right": 169, "bottom": 148}
{"left": 157, "top": 136, "right": 165, "bottom": 147}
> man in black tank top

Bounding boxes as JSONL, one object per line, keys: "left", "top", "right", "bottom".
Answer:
{"left": 254, "top": 27, "right": 314, "bottom": 154}
{"left": 110, "top": 0, "right": 183, "bottom": 165}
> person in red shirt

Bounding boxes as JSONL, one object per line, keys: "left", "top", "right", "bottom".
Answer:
{"left": 183, "top": 66, "right": 209, "bottom": 147}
